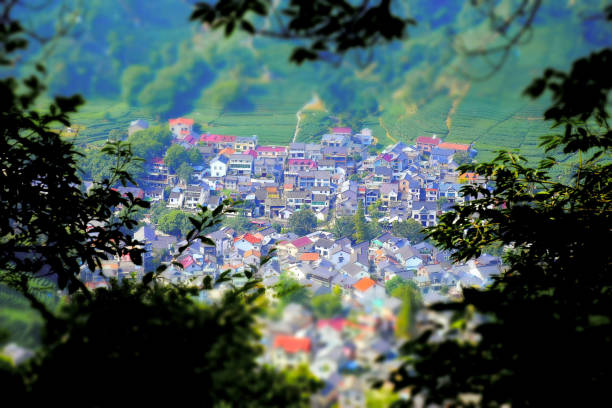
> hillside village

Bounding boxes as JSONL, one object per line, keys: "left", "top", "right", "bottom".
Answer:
{"left": 81, "top": 117, "right": 504, "bottom": 406}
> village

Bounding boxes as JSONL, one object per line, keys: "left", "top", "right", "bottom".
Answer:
{"left": 81, "top": 117, "right": 505, "bottom": 406}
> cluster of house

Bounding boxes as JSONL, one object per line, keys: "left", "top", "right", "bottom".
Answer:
{"left": 77, "top": 117, "right": 502, "bottom": 405}
{"left": 128, "top": 118, "right": 485, "bottom": 228}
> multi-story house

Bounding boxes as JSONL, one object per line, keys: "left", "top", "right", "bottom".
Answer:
{"left": 285, "top": 191, "right": 311, "bottom": 210}
{"left": 169, "top": 117, "right": 194, "bottom": 139}
{"left": 321, "top": 133, "right": 349, "bottom": 147}
{"left": 253, "top": 157, "right": 282, "bottom": 178}
{"left": 311, "top": 194, "right": 330, "bottom": 212}
{"left": 380, "top": 183, "right": 399, "bottom": 207}
{"left": 411, "top": 201, "right": 438, "bottom": 227}
{"left": 210, "top": 155, "right": 229, "bottom": 177}
{"left": 288, "top": 142, "right": 306, "bottom": 159}
{"left": 228, "top": 154, "right": 254, "bottom": 176}
{"left": 305, "top": 143, "right": 323, "bottom": 161}
{"left": 416, "top": 136, "right": 442, "bottom": 152}
{"left": 183, "top": 186, "right": 208, "bottom": 210}
{"left": 200, "top": 134, "right": 236, "bottom": 150}
{"left": 322, "top": 146, "right": 348, "bottom": 167}
{"left": 288, "top": 159, "right": 316, "bottom": 173}
{"left": 167, "top": 191, "right": 184, "bottom": 208}
{"left": 352, "top": 128, "right": 373, "bottom": 145}
{"left": 233, "top": 135, "right": 258, "bottom": 152}
{"left": 317, "top": 159, "right": 336, "bottom": 172}
{"left": 255, "top": 145, "right": 287, "bottom": 158}
{"left": 313, "top": 170, "right": 332, "bottom": 187}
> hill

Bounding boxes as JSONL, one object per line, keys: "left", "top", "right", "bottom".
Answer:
{"left": 15, "top": 0, "right": 612, "bottom": 161}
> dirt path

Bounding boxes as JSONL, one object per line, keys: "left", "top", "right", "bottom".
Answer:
{"left": 292, "top": 93, "right": 321, "bottom": 143}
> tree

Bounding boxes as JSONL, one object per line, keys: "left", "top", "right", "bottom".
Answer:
{"left": 311, "top": 292, "right": 343, "bottom": 319}
{"left": 391, "top": 219, "right": 424, "bottom": 243}
{"left": 222, "top": 213, "right": 253, "bottom": 234}
{"left": 157, "top": 210, "right": 192, "bottom": 237}
{"left": 22, "top": 278, "right": 320, "bottom": 407}
{"left": 392, "top": 283, "right": 422, "bottom": 340}
{"left": 353, "top": 200, "right": 369, "bottom": 243}
{"left": 436, "top": 196, "right": 449, "bottom": 210}
{"left": 188, "top": 148, "right": 204, "bottom": 166}
{"left": 388, "top": 48, "right": 612, "bottom": 406}
{"left": 120, "top": 65, "right": 153, "bottom": 105}
{"left": 453, "top": 150, "right": 470, "bottom": 165}
{"left": 176, "top": 162, "right": 194, "bottom": 184}
{"left": 127, "top": 125, "right": 172, "bottom": 161}
{"left": 331, "top": 214, "right": 355, "bottom": 239}
{"left": 385, "top": 276, "right": 418, "bottom": 296}
{"left": 164, "top": 144, "right": 190, "bottom": 172}
{"left": 190, "top": 0, "right": 411, "bottom": 63}
{"left": 274, "top": 275, "right": 311, "bottom": 309}
{"left": 288, "top": 207, "right": 317, "bottom": 236}
{"left": 368, "top": 199, "right": 384, "bottom": 221}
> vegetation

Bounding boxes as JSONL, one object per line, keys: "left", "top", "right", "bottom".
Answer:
{"left": 273, "top": 275, "right": 311, "bottom": 310}
{"left": 311, "top": 289, "right": 343, "bottom": 319}
{"left": 1, "top": 10, "right": 320, "bottom": 405}
{"left": 385, "top": 276, "right": 418, "bottom": 296}
{"left": 18, "top": 2, "right": 606, "bottom": 157}
{"left": 156, "top": 209, "right": 193, "bottom": 237}
{"left": 222, "top": 213, "right": 254, "bottom": 234}
{"left": 331, "top": 214, "right": 355, "bottom": 239}
{"left": 391, "top": 219, "right": 424, "bottom": 243}
{"left": 176, "top": 162, "right": 194, "bottom": 184}
{"left": 288, "top": 207, "right": 317, "bottom": 236}
{"left": 126, "top": 125, "right": 172, "bottom": 161}
{"left": 164, "top": 144, "right": 191, "bottom": 172}
{"left": 387, "top": 46, "right": 612, "bottom": 407}
{"left": 392, "top": 282, "right": 422, "bottom": 340}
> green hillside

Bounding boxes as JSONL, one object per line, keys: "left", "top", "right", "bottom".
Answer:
{"left": 18, "top": 0, "right": 612, "bottom": 159}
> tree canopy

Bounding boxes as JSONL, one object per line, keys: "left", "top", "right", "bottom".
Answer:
{"left": 391, "top": 219, "right": 424, "bottom": 243}
{"left": 387, "top": 48, "right": 612, "bottom": 407}
{"left": 288, "top": 207, "right": 317, "bottom": 236}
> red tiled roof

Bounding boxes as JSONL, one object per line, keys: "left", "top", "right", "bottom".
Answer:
{"left": 169, "top": 118, "right": 194, "bottom": 126}
{"left": 184, "top": 134, "right": 196, "bottom": 144}
{"left": 273, "top": 335, "right": 311, "bottom": 353}
{"left": 291, "top": 237, "right": 313, "bottom": 248}
{"left": 416, "top": 136, "right": 441, "bottom": 145}
{"left": 353, "top": 277, "right": 376, "bottom": 292}
{"left": 152, "top": 157, "right": 164, "bottom": 165}
{"left": 235, "top": 233, "right": 261, "bottom": 244}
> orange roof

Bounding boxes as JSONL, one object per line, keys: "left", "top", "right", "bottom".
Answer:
{"left": 353, "top": 277, "right": 376, "bottom": 292}
{"left": 265, "top": 186, "right": 278, "bottom": 193}
{"left": 169, "top": 118, "right": 194, "bottom": 126}
{"left": 300, "top": 252, "right": 320, "bottom": 261}
{"left": 273, "top": 335, "right": 311, "bottom": 353}
{"left": 233, "top": 233, "right": 262, "bottom": 245}
{"left": 438, "top": 142, "right": 470, "bottom": 151}
{"left": 460, "top": 172, "right": 479, "bottom": 180}
{"left": 219, "top": 147, "right": 236, "bottom": 156}
{"left": 244, "top": 249, "right": 261, "bottom": 258}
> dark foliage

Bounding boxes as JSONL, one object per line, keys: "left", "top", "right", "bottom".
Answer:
{"left": 20, "top": 279, "right": 319, "bottom": 407}
{"left": 191, "top": 0, "right": 413, "bottom": 63}
{"left": 387, "top": 47, "right": 612, "bottom": 407}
